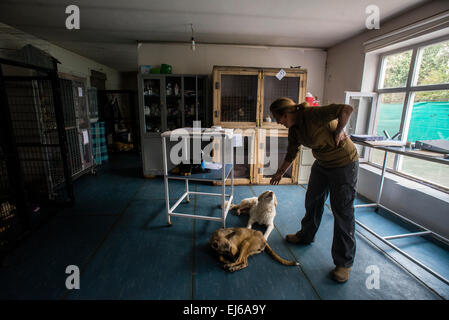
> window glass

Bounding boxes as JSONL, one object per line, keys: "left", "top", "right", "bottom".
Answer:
{"left": 398, "top": 90, "right": 449, "bottom": 188}
{"left": 414, "top": 40, "right": 449, "bottom": 86}
{"left": 370, "top": 149, "right": 396, "bottom": 169}
{"left": 379, "top": 50, "right": 412, "bottom": 89}
{"left": 407, "top": 90, "right": 449, "bottom": 142}
{"left": 346, "top": 95, "right": 375, "bottom": 159}
{"left": 373, "top": 39, "right": 449, "bottom": 190}
{"left": 399, "top": 158, "right": 449, "bottom": 189}
{"left": 375, "top": 92, "right": 405, "bottom": 138}
{"left": 370, "top": 93, "right": 405, "bottom": 169}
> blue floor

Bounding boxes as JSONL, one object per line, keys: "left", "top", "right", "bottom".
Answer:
{"left": 1, "top": 153, "right": 448, "bottom": 300}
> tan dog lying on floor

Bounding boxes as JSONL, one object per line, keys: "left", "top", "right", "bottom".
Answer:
{"left": 209, "top": 227, "right": 299, "bottom": 272}
{"left": 226, "top": 190, "right": 277, "bottom": 240}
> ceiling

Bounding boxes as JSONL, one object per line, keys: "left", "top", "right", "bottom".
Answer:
{"left": 0, "top": 0, "right": 429, "bottom": 71}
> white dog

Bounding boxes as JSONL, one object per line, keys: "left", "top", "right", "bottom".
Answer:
{"left": 227, "top": 190, "right": 277, "bottom": 240}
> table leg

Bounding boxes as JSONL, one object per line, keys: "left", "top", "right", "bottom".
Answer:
{"left": 376, "top": 151, "right": 388, "bottom": 211}
{"left": 185, "top": 179, "right": 190, "bottom": 203}
{"left": 231, "top": 140, "right": 234, "bottom": 198}
{"left": 162, "top": 136, "right": 171, "bottom": 225}
{"left": 222, "top": 136, "right": 226, "bottom": 228}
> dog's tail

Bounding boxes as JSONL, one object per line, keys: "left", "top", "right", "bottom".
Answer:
{"left": 265, "top": 243, "right": 299, "bottom": 266}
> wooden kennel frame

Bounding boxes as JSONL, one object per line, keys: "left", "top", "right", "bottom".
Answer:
{"left": 212, "top": 66, "right": 307, "bottom": 185}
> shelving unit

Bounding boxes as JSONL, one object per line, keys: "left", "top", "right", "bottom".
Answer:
{"left": 138, "top": 74, "right": 208, "bottom": 177}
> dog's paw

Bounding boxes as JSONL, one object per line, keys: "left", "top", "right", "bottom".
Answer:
{"left": 224, "top": 263, "right": 246, "bottom": 272}
{"left": 223, "top": 263, "right": 236, "bottom": 272}
{"left": 223, "top": 263, "right": 231, "bottom": 271}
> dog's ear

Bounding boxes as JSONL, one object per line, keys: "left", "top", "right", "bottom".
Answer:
{"left": 225, "top": 231, "right": 236, "bottom": 240}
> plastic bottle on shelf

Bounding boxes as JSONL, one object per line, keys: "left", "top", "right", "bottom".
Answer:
{"left": 305, "top": 92, "right": 314, "bottom": 105}
{"left": 313, "top": 96, "right": 320, "bottom": 106}
{"left": 166, "top": 83, "right": 173, "bottom": 96}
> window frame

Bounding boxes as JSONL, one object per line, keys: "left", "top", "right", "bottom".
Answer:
{"left": 344, "top": 91, "right": 378, "bottom": 162}
{"left": 372, "top": 35, "right": 449, "bottom": 190}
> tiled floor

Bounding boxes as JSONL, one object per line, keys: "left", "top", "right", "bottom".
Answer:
{"left": 1, "top": 153, "right": 448, "bottom": 300}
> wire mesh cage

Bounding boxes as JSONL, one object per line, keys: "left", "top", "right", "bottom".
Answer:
{"left": 60, "top": 79, "right": 76, "bottom": 128}
{"left": 0, "top": 197, "right": 19, "bottom": 249}
{"left": 1, "top": 55, "right": 74, "bottom": 252}
{"left": 0, "top": 133, "right": 20, "bottom": 250}
{"left": 65, "top": 127, "right": 82, "bottom": 176}
{"left": 60, "top": 79, "right": 83, "bottom": 176}
{"left": 1, "top": 56, "right": 73, "bottom": 205}
{"left": 60, "top": 77, "right": 96, "bottom": 177}
{"left": 4, "top": 79, "right": 67, "bottom": 201}
{"left": 0, "top": 146, "right": 10, "bottom": 195}
{"left": 220, "top": 75, "right": 258, "bottom": 122}
{"left": 263, "top": 76, "right": 299, "bottom": 122}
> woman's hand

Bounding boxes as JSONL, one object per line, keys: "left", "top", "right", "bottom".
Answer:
{"left": 334, "top": 104, "right": 352, "bottom": 147}
{"left": 270, "top": 171, "right": 283, "bottom": 185}
{"left": 334, "top": 130, "right": 348, "bottom": 147}
{"left": 270, "top": 160, "right": 291, "bottom": 185}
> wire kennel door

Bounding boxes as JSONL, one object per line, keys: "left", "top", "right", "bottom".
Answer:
{"left": 0, "top": 144, "right": 22, "bottom": 252}
{"left": 72, "top": 79, "right": 94, "bottom": 176}
{"left": 0, "top": 58, "right": 74, "bottom": 207}
{"left": 60, "top": 78, "right": 83, "bottom": 176}
{"left": 219, "top": 73, "right": 259, "bottom": 126}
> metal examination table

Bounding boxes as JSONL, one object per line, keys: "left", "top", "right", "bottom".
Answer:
{"left": 161, "top": 128, "right": 234, "bottom": 227}
{"left": 354, "top": 141, "right": 449, "bottom": 286}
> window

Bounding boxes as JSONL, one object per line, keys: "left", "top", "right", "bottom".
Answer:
{"left": 379, "top": 50, "right": 412, "bottom": 89}
{"left": 372, "top": 38, "right": 449, "bottom": 189}
{"left": 414, "top": 41, "right": 449, "bottom": 86}
{"left": 344, "top": 92, "right": 377, "bottom": 161}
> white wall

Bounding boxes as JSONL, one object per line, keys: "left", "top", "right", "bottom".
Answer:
{"left": 137, "top": 43, "right": 327, "bottom": 100}
{"left": 0, "top": 23, "right": 121, "bottom": 89}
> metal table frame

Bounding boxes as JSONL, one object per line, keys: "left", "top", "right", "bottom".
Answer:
{"left": 161, "top": 129, "right": 234, "bottom": 227}
{"left": 354, "top": 141, "right": 449, "bottom": 286}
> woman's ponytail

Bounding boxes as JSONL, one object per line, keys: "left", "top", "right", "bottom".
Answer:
{"left": 270, "top": 97, "right": 305, "bottom": 117}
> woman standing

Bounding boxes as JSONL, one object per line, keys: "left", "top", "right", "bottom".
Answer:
{"left": 269, "top": 97, "right": 359, "bottom": 283}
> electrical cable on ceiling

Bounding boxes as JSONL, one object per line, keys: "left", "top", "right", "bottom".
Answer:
{"left": 190, "top": 24, "right": 195, "bottom": 51}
